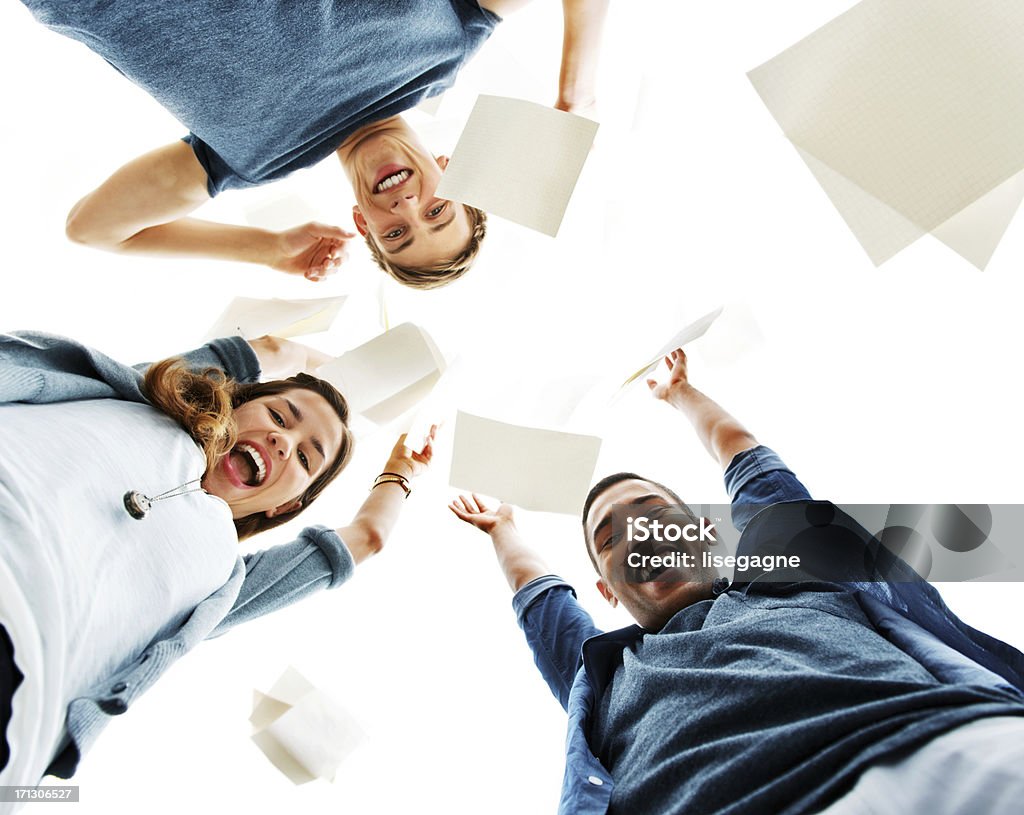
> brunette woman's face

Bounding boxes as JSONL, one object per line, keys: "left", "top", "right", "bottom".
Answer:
{"left": 201, "top": 389, "right": 346, "bottom": 519}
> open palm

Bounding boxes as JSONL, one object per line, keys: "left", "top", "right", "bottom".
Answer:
{"left": 449, "top": 494, "right": 515, "bottom": 534}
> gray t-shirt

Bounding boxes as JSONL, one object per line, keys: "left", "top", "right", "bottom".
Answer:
{"left": 590, "top": 587, "right": 1024, "bottom": 815}
{"left": 24, "top": 0, "right": 499, "bottom": 195}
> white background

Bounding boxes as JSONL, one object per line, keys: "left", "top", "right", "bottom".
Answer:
{"left": 2, "top": 1, "right": 1023, "bottom": 813}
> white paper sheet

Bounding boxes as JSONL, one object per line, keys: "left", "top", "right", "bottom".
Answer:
{"left": 620, "top": 307, "right": 724, "bottom": 389}
{"left": 404, "top": 356, "right": 468, "bottom": 454}
{"left": 314, "top": 323, "right": 446, "bottom": 424}
{"left": 250, "top": 667, "right": 365, "bottom": 785}
{"left": 748, "top": 0, "right": 1024, "bottom": 269}
{"left": 203, "top": 296, "right": 347, "bottom": 342}
{"left": 449, "top": 411, "right": 602, "bottom": 515}
{"left": 435, "top": 95, "right": 599, "bottom": 237}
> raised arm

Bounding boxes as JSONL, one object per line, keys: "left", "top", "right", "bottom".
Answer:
{"left": 479, "top": 0, "right": 610, "bottom": 116}
{"left": 64, "top": 141, "right": 353, "bottom": 281}
{"left": 450, "top": 495, "right": 600, "bottom": 709}
{"left": 647, "top": 349, "right": 759, "bottom": 470}
{"left": 449, "top": 494, "right": 549, "bottom": 591}
{"left": 337, "top": 431, "right": 435, "bottom": 564}
{"left": 555, "top": 0, "right": 611, "bottom": 115}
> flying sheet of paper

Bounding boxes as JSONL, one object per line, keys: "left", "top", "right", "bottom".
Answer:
{"left": 203, "top": 296, "right": 347, "bottom": 342}
{"left": 449, "top": 411, "right": 602, "bottom": 515}
{"left": 620, "top": 307, "right": 724, "bottom": 389}
{"left": 748, "top": 0, "right": 1024, "bottom": 269}
{"left": 403, "top": 356, "right": 469, "bottom": 454}
{"left": 315, "top": 323, "right": 446, "bottom": 425}
{"left": 435, "top": 95, "right": 599, "bottom": 237}
{"left": 250, "top": 667, "right": 365, "bottom": 785}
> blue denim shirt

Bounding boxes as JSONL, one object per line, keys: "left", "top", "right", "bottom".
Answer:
{"left": 512, "top": 446, "right": 1024, "bottom": 815}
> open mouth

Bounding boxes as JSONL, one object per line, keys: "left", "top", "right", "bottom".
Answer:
{"left": 232, "top": 442, "right": 268, "bottom": 487}
{"left": 626, "top": 559, "right": 673, "bottom": 583}
{"left": 625, "top": 542, "right": 685, "bottom": 583}
{"left": 374, "top": 168, "right": 412, "bottom": 194}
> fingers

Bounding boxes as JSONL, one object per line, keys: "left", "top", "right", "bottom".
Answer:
{"left": 448, "top": 499, "right": 470, "bottom": 521}
{"left": 305, "top": 239, "right": 348, "bottom": 281}
{"left": 449, "top": 495, "right": 481, "bottom": 524}
{"left": 449, "top": 493, "right": 488, "bottom": 515}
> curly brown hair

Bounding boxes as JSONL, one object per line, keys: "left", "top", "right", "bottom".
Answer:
{"left": 142, "top": 359, "right": 354, "bottom": 540}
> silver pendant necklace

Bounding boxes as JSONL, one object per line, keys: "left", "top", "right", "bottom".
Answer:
{"left": 123, "top": 479, "right": 204, "bottom": 520}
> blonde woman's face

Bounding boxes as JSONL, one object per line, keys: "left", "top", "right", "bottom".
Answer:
{"left": 201, "top": 389, "right": 345, "bottom": 519}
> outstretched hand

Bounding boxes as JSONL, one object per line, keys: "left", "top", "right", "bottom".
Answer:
{"left": 449, "top": 494, "right": 516, "bottom": 535}
{"left": 271, "top": 221, "right": 356, "bottom": 281}
{"left": 647, "top": 348, "right": 691, "bottom": 403}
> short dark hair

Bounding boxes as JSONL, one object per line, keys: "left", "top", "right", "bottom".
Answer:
{"left": 580, "top": 472, "right": 688, "bottom": 572}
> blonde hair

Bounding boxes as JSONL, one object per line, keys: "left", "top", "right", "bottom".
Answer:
{"left": 364, "top": 204, "right": 487, "bottom": 290}
{"left": 142, "top": 359, "right": 354, "bottom": 540}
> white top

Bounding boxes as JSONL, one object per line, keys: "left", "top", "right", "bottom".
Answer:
{"left": 0, "top": 398, "right": 237, "bottom": 769}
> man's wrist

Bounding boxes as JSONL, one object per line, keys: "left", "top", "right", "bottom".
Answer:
{"left": 489, "top": 518, "right": 523, "bottom": 548}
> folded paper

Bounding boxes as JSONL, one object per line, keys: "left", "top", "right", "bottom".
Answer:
{"left": 204, "top": 296, "right": 347, "bottom": 342}
{"left": 250, "top": 667, "right": 365, "bottom": 785}
{"left": 620, "top": 307, "right": 724, "bottom": 390}
{"left": 315, "top": 323, "right": 446, "bottom": 425}
{"left": 435, "top": 95, "right": 599, "bottom": 237}
{"left": 449, "top": 411, "right": 602, "bottom": 515}
{"left": 749, "top": 0, "right": 1024, "bottom": 269}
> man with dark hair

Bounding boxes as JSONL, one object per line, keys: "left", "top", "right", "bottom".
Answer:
{"left": 451, "top": 349, "right": 1024, "bottom": 814}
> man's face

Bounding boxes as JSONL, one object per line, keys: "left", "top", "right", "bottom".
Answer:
{"left": 347, "top": 132, "right": 472, "bottom": 269}
{"left": 585, "top": 479, "right": 718, "bottom": 630}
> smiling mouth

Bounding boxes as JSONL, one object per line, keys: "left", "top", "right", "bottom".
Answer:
{"left": 627, "top": 561, "right": 672, "bottom": 583}
{"left": 374, "top": 169, "right": 412, "bottom": 194}
{"left": 233, "top": 442, "right": 268, "bottom": 487}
